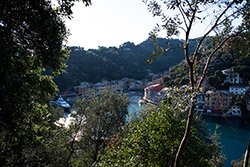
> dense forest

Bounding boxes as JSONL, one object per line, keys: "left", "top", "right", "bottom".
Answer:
{"left": 54, "top": 35, "right": 250, "bottom": 92}
{"left": 55, "top": 35, "right": 250, "bottom": 92}
{"left": 54, "top": 38, "right": 192, "bottom": 91}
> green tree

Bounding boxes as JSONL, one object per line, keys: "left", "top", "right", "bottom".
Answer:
{"left": 0, "top": 0, "right": 90, "bottom": 166}
{"left": 54, "top": 89, "right": 129, "bottom": 166}
{"left": 98, "top": 103, "right": 223, "bottom": 167}
{"left": 227, "top": 3, "right": 250, "bottom": 59}
{"left": 144, "top": 1, "right": 249, "bottom": 166}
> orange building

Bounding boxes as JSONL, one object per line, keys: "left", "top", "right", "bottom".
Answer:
{"left": 205, "top": 90, "right": 233, "bottom": 113}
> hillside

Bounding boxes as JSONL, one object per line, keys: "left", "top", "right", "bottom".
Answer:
{"left": 166, "top": 37, "right": 250, "bottom": 89}
{"left": 55, "top": 38, "right": 187, "bottom": 91}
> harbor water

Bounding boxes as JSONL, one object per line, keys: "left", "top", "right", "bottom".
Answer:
{"left": 127, "top": 91, "right": 250, "bottom": 166}
{"left": 206, "top": 118, "right": 250, "bottom": 166}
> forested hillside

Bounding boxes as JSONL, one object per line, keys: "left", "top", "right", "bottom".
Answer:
{"left": 166, "top": 33, "right": 250, "bottom": 88}
{"left": 55, "top": 38, "right": 187, "bottom": 91}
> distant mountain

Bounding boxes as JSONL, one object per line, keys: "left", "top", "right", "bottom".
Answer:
{"left": 54, "top": 38, "right": 188, "bottom": 91}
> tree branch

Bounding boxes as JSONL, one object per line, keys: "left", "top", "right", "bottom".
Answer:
{"left": 184, "top": 0, "right": 198, "bottom": 90}
{"left": 243, "top": 140, "right": 250, "bottom": 167}
{"left": 174, "top": 2, "right": 198, "bottom": 166}
{"left": 192, "top": 0, "right": 237, "bottom": 63}
{"left": 184, "top": 0, "right": 194, "bottom": 12}
{"left": 174, "top": 94, "right": 196, "bottom": 167}
{"left": 196, "top": 35, "right": 232, "bottom": 89}
{"left": 178, "top": 4, "right": 189, "bottom": 29}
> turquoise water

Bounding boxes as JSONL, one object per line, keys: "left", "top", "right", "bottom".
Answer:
{"left": 127, "top": 91, "right": 144, "bottom": 121}
{"left": 128, "top": 92, "right": 250, "bottom": 167}
{"left": 206, "top": 119, "right": 250, "bottom": 166}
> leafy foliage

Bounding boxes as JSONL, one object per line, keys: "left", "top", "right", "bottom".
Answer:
{"left": 98, "top": 103, "right": 223, "bottom": 167}
{"left": 0, "top": 0, "right": 91, "bottom": 166}
{"left": 51, "top": 89, "right": 129, "bottom": 166}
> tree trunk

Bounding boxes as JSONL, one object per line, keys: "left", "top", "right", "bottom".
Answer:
{"left": 174, "top": 95, "right": 196, "bottom": 167}
{"left": 243, "top": 140, "right": 250, "bottom": 167}
{"left": 92, "top": 139, "right": 102, "bottom": 166}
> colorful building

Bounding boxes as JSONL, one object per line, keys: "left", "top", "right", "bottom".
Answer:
{"left": 204, "top": 90, "right": 232, "bottom": 113}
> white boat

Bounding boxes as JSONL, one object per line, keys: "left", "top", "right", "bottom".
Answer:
{"left": 52, "top": 96, "right": 70, "bottom": 108}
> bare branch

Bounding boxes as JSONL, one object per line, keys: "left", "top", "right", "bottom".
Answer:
{"left": 184, "top": 0, "right": 198, "bottom": 89}
{"left": 178, "top": 4, "right": 189, "bottom": 29}
{"left": 184, "top": 0, "right": 195, "bottom": 12}
{"left": 196, "top": 35, "right": 232, "bottom": 89}
{"left": 192, "top": 0, "right": 238, "bottom": 63}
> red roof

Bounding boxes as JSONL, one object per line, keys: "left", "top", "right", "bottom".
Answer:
{"left": 147, "top": 84, "right": 165, "bottom": 92}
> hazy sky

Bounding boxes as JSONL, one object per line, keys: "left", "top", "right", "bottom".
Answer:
{"left": 65, "top": 0, "right": 161, "bottom": 49}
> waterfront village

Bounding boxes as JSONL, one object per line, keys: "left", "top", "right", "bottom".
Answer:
{"left": 54, "top": 67, "right": 250, "bottom": 121}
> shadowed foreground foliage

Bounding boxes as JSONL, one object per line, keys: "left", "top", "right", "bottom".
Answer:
{"left": 0, "top": 0, "right": 90, "bottom": 166}
{"left": 98, "top": 103, "right": 223, "bottom": 167}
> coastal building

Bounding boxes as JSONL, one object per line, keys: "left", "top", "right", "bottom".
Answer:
{"left": 222, "top": 68, "right": 243, "bottom": 84}
{"left": 80, "top": 82, "right": 92, "bottom": 87}
{"left": 110, "top": 79, "right": 128, "bottom": 92}
{"left": 94, "top": 80, "right": 110, "bottom": 93}
{"left": 224, "top": 105, "right": 241, "bottom": 116}
{"left": 74, "top": 86, "right": 87, "bottom": 95}
{"left": 205, "top": 90, "right": 232, "bottom": 113}
{"left": 61, "top": 78, "right": 149, "bottom": 102}
{"left": 195, "top": 94, "right": 205, "bottom": 113}
{"left": 128, "top": 79, "right": 146, "bottom": 90}
{"left": 72, "top": 82, "right": 93, "bottom": 95}
{"left": 229, "top": 85, "right": 249, "bottom": 95}
{"left": 144, "top": 83, "right": 166, "bottom": 103}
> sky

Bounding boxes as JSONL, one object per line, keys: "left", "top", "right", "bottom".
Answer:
{"left": 65, "top": 0, "right": 241, "bottom": 49}
{"left": 65, "top": 0, "right": 161, "bottom": 49}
